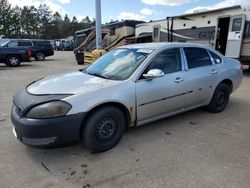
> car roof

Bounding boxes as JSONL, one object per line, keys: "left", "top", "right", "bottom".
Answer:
{"left": 119, "top": 42, "right": 213, "bottom": 50}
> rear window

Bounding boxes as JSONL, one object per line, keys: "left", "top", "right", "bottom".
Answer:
{"left": 184, "top": 47, "right": 212, "bottom": 69}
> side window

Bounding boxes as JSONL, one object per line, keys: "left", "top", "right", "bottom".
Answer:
{"left": 184, "top": 47, "right": 212, "bottom": 69}
{"left": 153, "top": 27, "right": 159, "bottom": 38}
{"left": 18, "top": 41, "right": 32, "bottom": 47}
{"left": 145, "top": 48, "right": 182, "bottom": 75}
{"left": 232, "top": 18, "right": 242, "bottom": 32}
{"left": 7, "top": 41, "right": 18, "bottom": 47}
{"left": 245, "top": 23, "right": 250, "bottom": 37}
{"left": 209, "top": 51, "right": 222, "bottom": 64}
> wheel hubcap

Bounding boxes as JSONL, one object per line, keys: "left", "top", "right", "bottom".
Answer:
{"left": 96, "top": 117, "right": 117, "bottom": 142}
{"left": 217, "top": 92, "right": 225, "bottom": 105}
{"left": 9, "top": 57, "right": 18, "bottom": 65}
{"left": 37, "top": 53, "right": 44, "bottom": 60}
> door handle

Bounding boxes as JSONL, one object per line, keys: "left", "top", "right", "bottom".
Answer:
{"left": 174, "top": 77, "right": 184, "bottom": 83}
{"left": 211, "top": 70, "right": 218, "bottom": 74}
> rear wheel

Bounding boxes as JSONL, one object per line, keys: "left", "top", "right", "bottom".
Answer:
{"left": 35, "top": 52, "right": 45, "bottom": 61}
{"left": 5, "top": 55, "right": 21, "bottom": 67}
{"left": 83, "top": 106, "right": 126, "bottom": 152}
{"left": 207, "top": 83, "right": 230, "bottom": 113}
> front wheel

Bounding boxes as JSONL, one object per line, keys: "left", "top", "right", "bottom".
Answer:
{"left": 5, "top": 55, "right": 21, "bottom": 67}
{"left": 35, "top": 52, "right": 45, "bottom": 61}
{"left": 83, "top": 106, "right": 126, "bottom": 152}
{"left": 207, "top": 83, "right": 230, "bottom": 113}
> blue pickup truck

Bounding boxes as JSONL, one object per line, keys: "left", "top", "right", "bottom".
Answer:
{"left": 1, "top": 40, "right": 54, "bottom": 61}
{"left": 0, "top": 47, "right": 32, "bottom": 67}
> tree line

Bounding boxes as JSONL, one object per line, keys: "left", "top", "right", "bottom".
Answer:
{"left": 0, "top": 0, "right": 95, "bottom": 39}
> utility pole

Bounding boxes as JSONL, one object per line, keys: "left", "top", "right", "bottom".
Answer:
{"left": 95, "top": 0, "right": 102, "bottom": 49}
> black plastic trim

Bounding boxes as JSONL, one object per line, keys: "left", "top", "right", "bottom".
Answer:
{"left": 138, "top": 91, "right": 193, "bottom": 107}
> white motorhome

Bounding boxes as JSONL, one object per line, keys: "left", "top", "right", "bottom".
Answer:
{"left": 136, "top": 5, "right": 250, "bottom": 65}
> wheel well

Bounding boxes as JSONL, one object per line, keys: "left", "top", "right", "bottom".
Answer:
{"left": 36, "top": 51, "right": 45, "bottom": 55}
{"left": 79, "top": 102, "right": 132, "bottom": 138}
{"left": 220, "top": 79, "right": 233, "bottom": 93}
{"left": 6, "top": 54, "right": 21, "bottom": 60}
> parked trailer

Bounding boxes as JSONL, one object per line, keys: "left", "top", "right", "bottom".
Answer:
{"left": 73, "top": 20, "right": 144, "bottom": 64}
{"left": 136, "top": 5, "right": 250, "bottom": 67}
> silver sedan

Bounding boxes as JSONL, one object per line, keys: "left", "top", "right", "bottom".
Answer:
{"left": 11, "top": 43, "right": 243, "bottom": 152}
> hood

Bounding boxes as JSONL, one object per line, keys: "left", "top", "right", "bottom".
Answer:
{"left": 27, "top": 71, "right": 121, "bottom": 95}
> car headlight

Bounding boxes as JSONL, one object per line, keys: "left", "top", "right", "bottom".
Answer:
{"left": 26, "top": 101, "right": 72, "bottom": 119}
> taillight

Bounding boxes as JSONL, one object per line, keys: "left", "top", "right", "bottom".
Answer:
{"left": 27, "top": 50, "right": 32, "bottom": 57}
{"left": 240, "top": 62, "right": 243, "bottom": 70}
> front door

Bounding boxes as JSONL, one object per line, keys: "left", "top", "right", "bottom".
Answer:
{"left": 225, "top": 14, "right": 246, "bottom": 58}
{"left": 136, "top": 48, "right": 186, "bottom": 124}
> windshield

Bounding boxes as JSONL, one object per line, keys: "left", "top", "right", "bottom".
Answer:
{"left": 85, "top": 48, "right": 152, "bottom": 80}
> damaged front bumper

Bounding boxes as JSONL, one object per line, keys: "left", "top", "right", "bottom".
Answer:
{"left": 11, "top": 104, "right": 85, "bottom": 147}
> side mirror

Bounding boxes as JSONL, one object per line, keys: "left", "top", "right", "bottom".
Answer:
{"left": 143, "top": 69, "right": 164, "bottom": 80}
{"left": 215, "top": 58, "right": 221, "bottom": 64}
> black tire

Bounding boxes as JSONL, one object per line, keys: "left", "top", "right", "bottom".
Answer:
{"left": 35, "top": 52, "right": 45, "bottom": 61}
{"left": 5, "top": 55, "right": 21, "bottom": 67}
{"left": 83, "top": 106, "right": 126, "bottom": 152}
{"left": 207, "top": 83, "right": 230, "bottom": 113}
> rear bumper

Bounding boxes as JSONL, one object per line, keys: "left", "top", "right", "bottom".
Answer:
{"left": 232, "top": 70, "right": 243, "bottom": 93}
{"left": 11, "top": 105, "right": 85, "bottom": 147}
{"left": 22, "top": 57, "right": 31, "bottom": 62}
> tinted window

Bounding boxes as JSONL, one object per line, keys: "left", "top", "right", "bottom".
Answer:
{"left": 244, "top": 23, "right": 250, "bottom": 37}
{"left": 18, "top": 41, "right": 32, "bottom": 47}
{"left": 32, "top": 41, "right": 51, "bottom": 47}
{"left": 209, "top": 51, "right": 222, "bottom": 64}
{"left": 146, "top": 48, "right": 182, "bottom": 74}
{"left": 184, "top": 47, "right": 212, "bottom": 69}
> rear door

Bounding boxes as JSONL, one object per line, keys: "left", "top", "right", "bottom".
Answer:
{"left": 225, "top": 14, "right": 246, "bottom": 58}
{"left": 183, "top": 47, "right": 218, "bottom": 108}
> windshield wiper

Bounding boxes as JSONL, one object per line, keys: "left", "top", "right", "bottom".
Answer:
{"left": 80, "top": 69, "right": 112, "bottom": 80}
{"left": 88, "top": 72, "right": 111, "bottom": 80}
{"left": 79, "top": 68, "right": 87, "bottom": 73}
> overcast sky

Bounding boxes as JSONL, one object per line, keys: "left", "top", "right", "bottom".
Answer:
{"left": 8, "top": 0, "right": 250, "bottom": 22}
